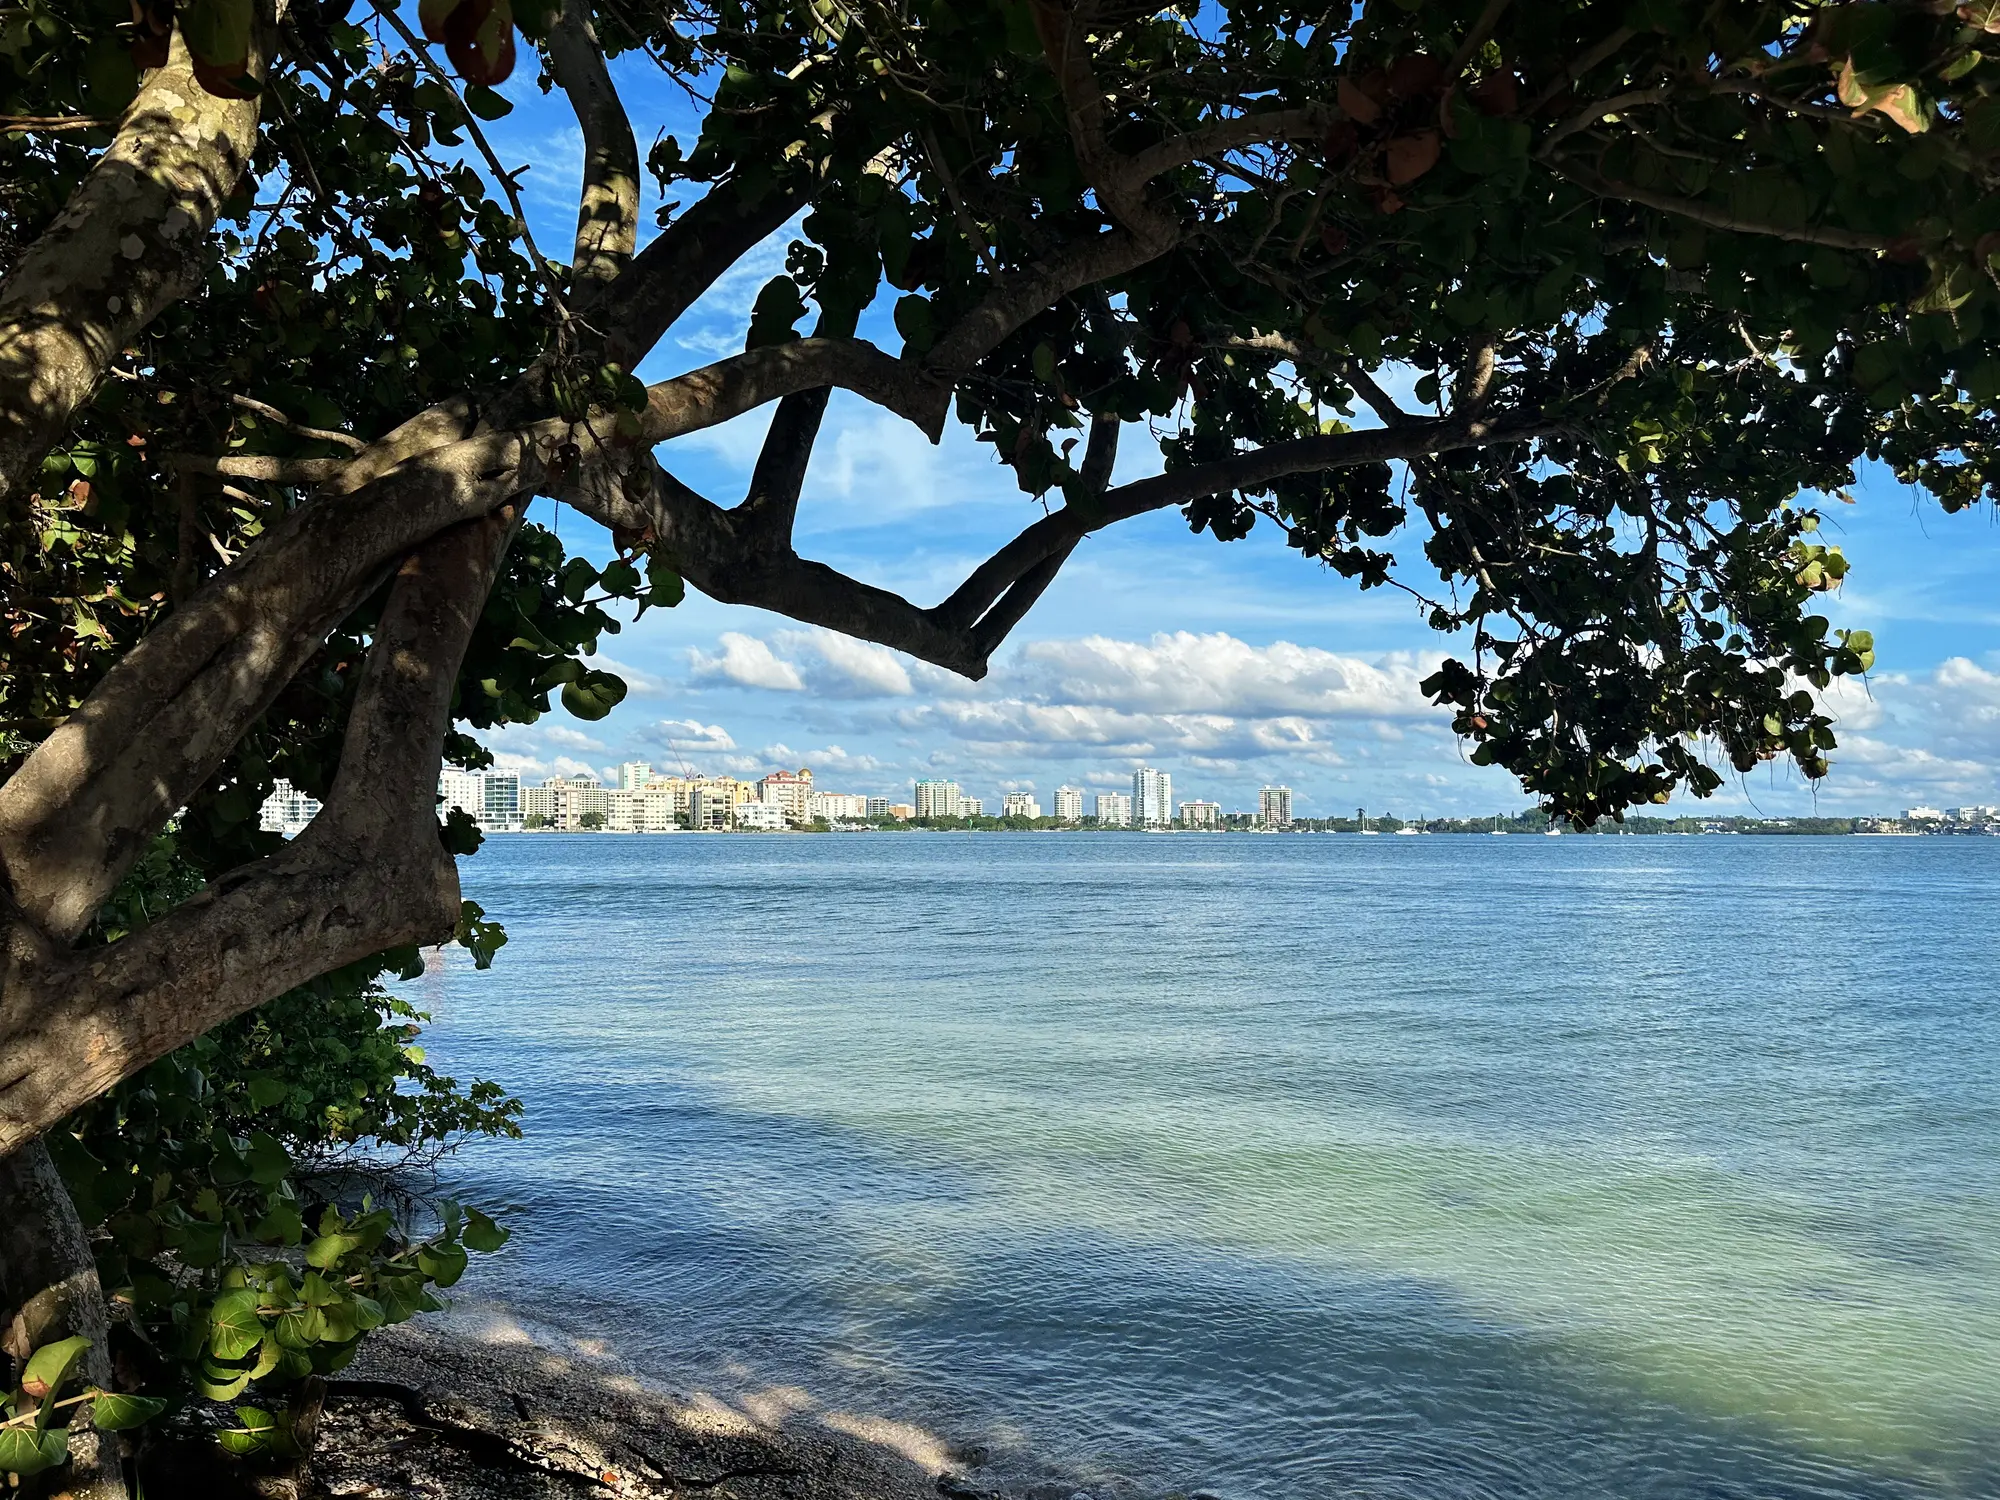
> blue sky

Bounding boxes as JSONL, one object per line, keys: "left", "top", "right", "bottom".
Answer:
{"left": 453, "top": 49, "right": 2000, "bottom": 820}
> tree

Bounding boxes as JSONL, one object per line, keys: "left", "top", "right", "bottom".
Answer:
{"left": 5, "top": 0, "right": 2000, "bottom": 1482}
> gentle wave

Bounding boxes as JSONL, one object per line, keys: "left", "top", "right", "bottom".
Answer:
{"left": 403, "top": 833, "right": 2000, "bottom": 1499}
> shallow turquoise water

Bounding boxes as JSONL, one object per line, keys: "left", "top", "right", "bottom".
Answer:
{"left": 405, "top": 833, "right": 2000, "bottom": 1498}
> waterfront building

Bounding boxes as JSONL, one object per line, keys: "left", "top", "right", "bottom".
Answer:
{"left": 259, "top": 779, "right": 322, "bottom": 837}
{"left": 1905, "top": 805, "right": 1945, "bottom": 821}
{"left": 866, "top": 796, "right": 893, "bottom": 817}
{"left": 1002, "top": 792, "right": 1042, "bottom": 820}
{"left": 481, "top": 771, "right": 522, "bottom": 832}
{"left": 810, "top": 792, "right": 869, "bottom": 821}
{"left": 888, "top": 803, "right": 914, "bottom": 820}
{"left": 522, "top": 775, "right": 612, "bottom": 830}
{"left": 1133, "top": 766, "right": 1173, "bottom": 827}
{"left": 438, "top": 767, "right": 522, "bottom": 833}
{"left": 914, "top": 779, "right": 962, "bottom": 819}
{"left": 1260, "top": 785, "right": 1294, "bottom": 830}
{"left": 758, "top": 767, "right": 815, "bottom": 825}
{"left": 1095, "top": 791, "right": 1131, "bottom": 827}
{"left": 688, "top": 784, "right": 736, "bottom": 829}
{"left": 1179, "top": 799, "right": 1221, "bottom": 828}
{"left": 1053, "top": 786, "right": 1084, "bottom": 823}
{"left": 735, "top": 800, "right": 788, "bottom": 831}
{"left": 960, "top": 797, "right": 984, "bottom": 818}
{"left": 616, "top": 761, "right": 654, "bottom": 790}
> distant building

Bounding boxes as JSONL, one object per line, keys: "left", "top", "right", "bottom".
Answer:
{"left": 1053, "top": 786, "right": 1084, "bottom": 823}
{"left": 735, "top": 800, "right": 788, "bottom": 831}
{"left": 960, "top": 797, "right": 984, "bottom": 818}
{"left": 810, "top": 792, "right": 869, "bottom": 821}
{"left": 914, "top": 779, "right": 962, "bottom": 819}
{"left": 1095, "top": 791, "right": 1131, "bottom": 826}
{"left": 1906, "top": 805, "right": 1945, "bottom": 821}
{"left": 688, "top": 784, "right": 735, "bottom": 829}
{"left": 1178, "top": 799, "right": 1221, "bottom": 828}
{"left": 259, "top": 779, "right": 322, "bottom": 838}
{"left": 438, "top": 767, "right": 522, "bottom": 833}
{"left": 616, "top": 761, "right": 653, "bottom": 790}
{"left": 1132, "top": 766, "right": 1173, "bottom": 827}
{"left": 523, "top": 775, "right": 612, "bottom": 830}
{"left": 1002, "top": 792, "right": 1041, "bottom": 820}
{"left": 887, "top": 803, "right": 914, "bottom": 820}
{"left": 1260, "top": 785, "right": 1294, "bottom": 829}
{"left": 758, "top": 767, "right": 815, "bottom": 825}
{"left": 866, "top": 796, "right": 893, "bottom": 818}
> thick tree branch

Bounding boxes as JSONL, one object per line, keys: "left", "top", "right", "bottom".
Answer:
{"left": 547, "top": 0, "right": 640, "bottom": 293}
{"left": 1548, "top": 158, "right": 1898, "bottom": 252}
{"left": 0, "top": 513, "right": 513, "bottom": 1157}
{"left": 0, "top": 430, "right": 538, "bottom": 937}
{"left": 737, "top": 305, "right": 861, "bottom": 542}
{"left": 643, "top": 338, "right": 949, "bottom": 443}
{"left": 1124, "top": 106, "right": 1334, "bottom": 183}
{"left": 0, "top": 21, "right": 271, "bottom": 506}
{"left": 588, "top": 178, "right": 809, "bottom": 368}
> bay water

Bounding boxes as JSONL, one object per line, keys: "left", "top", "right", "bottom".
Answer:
{"left": 403, "top": 832, "right": 2000, "bottom": 1499}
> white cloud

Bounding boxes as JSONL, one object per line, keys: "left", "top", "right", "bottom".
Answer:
{"left": 1006, "top": 632, "right": 1436, "bottom": 719}
{"left": 540, "top": 725, "right": 608, "bottom": 752}
{"left": 638, "top": 718, "right": 738, "bottom": 754}
{"left": 689, "top": 632, "right": 806, "bottom": 691}
{"left": 774, "top": 629, "right": 916, "bottom": 697}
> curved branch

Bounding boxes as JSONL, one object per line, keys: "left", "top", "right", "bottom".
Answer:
{"left": 1548, "top": 157, "right": 1898, "bottom": 252}
{"left": 0, "top": 511, "right": 514, "bottom": 1157}
{"left": 644, "top": 338, "right": 949, "bottom": 443}
{"left": 0, "top": 21, "right": 271, "bottom": 506}
{"left": 547, "top": 0, "right": 640, "bottom": 292}
{"left": 590, "top": 178, "right": 809, "bottom": 368}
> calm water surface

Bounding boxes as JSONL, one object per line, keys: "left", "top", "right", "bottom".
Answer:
{"left": 403, "top": 833, "right": 2000, "bottom": 1499}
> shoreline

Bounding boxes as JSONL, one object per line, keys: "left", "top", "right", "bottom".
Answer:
{"left": 325, "top": 1311, "right": 1121, "bottom": 1500}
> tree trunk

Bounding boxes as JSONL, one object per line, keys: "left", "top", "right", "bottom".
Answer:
{"left": 0, "top": 1137, "right": 127, "bottom": 1500}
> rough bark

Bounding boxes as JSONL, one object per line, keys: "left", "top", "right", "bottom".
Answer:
{"left": 0, "top": 24, "right": 269, "bottom": 507}
{"left": 0, "top": 513, "right": 515, "bottom": 1158}
{"left": 0, "top": 1139, "right": 124, "bottom": 1500}
{"left": 547, "top": 0, "right": 640, "bottom": 294}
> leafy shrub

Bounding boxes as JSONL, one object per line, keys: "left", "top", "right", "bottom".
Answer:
{"left": 34, "top": 837, "right": 521, "bottom": 1464}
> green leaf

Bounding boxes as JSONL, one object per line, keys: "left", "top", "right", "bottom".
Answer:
{"left": 0, "top": 1424, "right": 68, "bottom": 1478}
{"left": 87, "top": 1392, "right": 168, "bottom": 1432}
{"left": 21, "top": 1335, "right": 91, "bottom": 1401}
{"left": 245, "top": 1131, "right": 290, "bottom": 1186}
{"left": 208, "top": 1289, "right": 265, "bottom": 1361}
{"left": 303, "top": 1231, "right": 364, "bottom": 1269}
{"left": 195, "top": 1361, "right": 253, "bottom": 1402}
{"left": 463, "top": 83, "right": 514, "bottom": 119}
{"left": 462, "top": 1208, "right": 510, "bottom": 1254}
{"left": 417, "top": 1241, "right": 469, "bottom": 1288}
{"left": 245, "top": 1075, "right": 289, "bottom": 1109}
{"left": 561, "top": 670, "right": 627, "bottom": 721}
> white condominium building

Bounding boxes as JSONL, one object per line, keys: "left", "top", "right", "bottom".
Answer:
{"left": 437, "top": 767, "right": 523, "bottom": 833}
{"left": 522, "top": 775, "right": 613, "bottom": 830}
{"left": 1179, "top": 799, "right": 1221, "bottom": 828}
{"left": 810, "top": 792, "right": 869, "bottom": 821}
{"left": 616, "top": 761, "right": 654, "bottom": 790}
{"left": 1001, "top": 792, "right": 1041, "bottom": 820}
{"left": 1259, "top": 785, "right": 1294, "bottom": 830}
{"left": 914, "top": 779, "right": 962, "bottom": 819}
{"left": 735, "top": 801, "right": 788, "bottom": 831}
{"left": 259, "top": 779, "right": 322, "bottom": 838}
{"left": 757, "top": 767, "right": 815, "bottom": 824}
{"left": 1095, "top": 791, "right": 1131, "bottom": 827}
{"left": 866, "top": 796, "right": 893, "bottom": 817}
{"left": 960, "top": 797, "right": 984, "bottom": 818}
{"left": 1053, "top": 786, "right": 1084, "bottom": 823}
{"left": 1132, "top": 766, "right": 1173, "bottom": 827}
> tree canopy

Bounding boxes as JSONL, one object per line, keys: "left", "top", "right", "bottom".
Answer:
{"left": 4, "top": 0, "right": 2000, "bottom": 1187}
